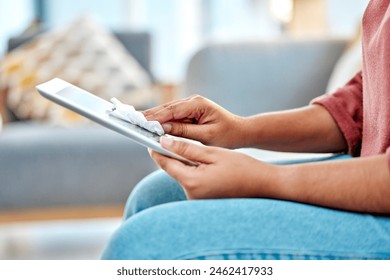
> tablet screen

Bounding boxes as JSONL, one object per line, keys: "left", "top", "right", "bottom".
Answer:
{"left": 56, "top": 86, "right": 162, "bottom": 143}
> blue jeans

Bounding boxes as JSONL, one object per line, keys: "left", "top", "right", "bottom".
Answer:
{"left": 101, "top": 155, "right": 390, "bottom": 260}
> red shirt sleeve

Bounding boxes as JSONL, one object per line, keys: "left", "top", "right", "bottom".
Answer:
{"left": 311, "top": 72, "right": 363, "bottom": 156}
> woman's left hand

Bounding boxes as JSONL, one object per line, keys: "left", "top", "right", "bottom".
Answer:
{"left": 149, "top": 137, "right": 279, "bottom": 199}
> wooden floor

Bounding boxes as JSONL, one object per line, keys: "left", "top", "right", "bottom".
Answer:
{"left": 0, "top": 204, "right": 124, "bottom": 223}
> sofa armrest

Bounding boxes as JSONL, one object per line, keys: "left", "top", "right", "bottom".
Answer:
{"left": 185, "top": 38, "right": 348, "bottom": 116}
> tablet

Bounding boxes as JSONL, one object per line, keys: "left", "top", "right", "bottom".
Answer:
{"left": 36, "top": 78, "right": 199, "bottom": 166}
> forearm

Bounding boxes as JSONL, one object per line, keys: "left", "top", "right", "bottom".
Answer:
{"left": 264, "top": 155, "right": 390, "bottom": 214}
{"left": 236, "top": 105, "right": 347, "bottom": 153}
{"left": 154, "top": 133, "right": 390, "bottom": 214}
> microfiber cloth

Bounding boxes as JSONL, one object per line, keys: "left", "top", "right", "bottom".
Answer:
{"left": 109, "top": 98, "right": 164, "bottom": 136}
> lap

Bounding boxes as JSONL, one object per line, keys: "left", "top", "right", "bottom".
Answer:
{"left": 102, "top": 196, "right": 390, "bottom": 259}
{"left": 124, "top": 154, "right": 352, "bottom": 218}
{"left": 123, "top": 170, "right": 186, "bottom": 219}
{"left": 102, "top": 155, "right": 390, "bottom": 260}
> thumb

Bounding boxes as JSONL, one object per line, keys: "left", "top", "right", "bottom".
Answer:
{"left": 160, "top": 136, "right": 213, "bottom": 163}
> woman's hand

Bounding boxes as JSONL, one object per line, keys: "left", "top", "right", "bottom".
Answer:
{"left": 149, "top": 137, "right": 280, "bottom": 200}
{"left": 144, "top": 95, "right": 244, "bottom": 149}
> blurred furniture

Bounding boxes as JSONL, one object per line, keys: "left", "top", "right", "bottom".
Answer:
{"left": 0, "top": 32, "right": 157, "bottom": 219}
{"left": 0, "top": 36, "right": 348, "bottom": 221}
{"left": 7, "top": 31, "right": 153, "bottom": 78}
{"left": 185, "top": 38, "right": 348, "bottom": 116}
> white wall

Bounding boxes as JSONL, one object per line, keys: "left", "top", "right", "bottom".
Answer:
{"left": 204, "top": 0, "right": 279, "bottom": 40}
{"left": 325, "top": 0, "right": 369, "bottom": 36}
{"left": 44, "top": 0, "right": 130, "bottom": 29}
{"left": 0, "top": 0, "right": 34, "bottom": 55}
{"left": 128, "top": 0, "right": 202, "bottom": 82}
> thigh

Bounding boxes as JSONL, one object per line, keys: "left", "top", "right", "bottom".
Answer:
{"left": 124, "top": 154, "right": 352, "bottom": 219}
{"left": 102, "top": 198, "right": 390, "bottom": 260}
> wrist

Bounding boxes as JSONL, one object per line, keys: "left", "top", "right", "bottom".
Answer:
{"left": 228, "top": 115, "right": 263, "bottom": 149}
{"left": 262, "top": 164, "right": 288, "bottom": 198}
{"left": 244, "top": 160, "right": 286, "bottom": 198}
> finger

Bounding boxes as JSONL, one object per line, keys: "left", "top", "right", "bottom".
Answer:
{"left": 145, "top": 98, "right": 203, "bottom": 124}
{"left": 145, "top": 101, "right": 192, "bottom": 123}
{"left": 143, "top": 99, "right": 182, "bottom": 117}
{"left": 162, "top": 122, "right": 207, "bottom": 139}
{"left": 160, "top": 136, "right": 214, "bottom": 163}
{"left": 149, "top": 149, "right": 194, "bottom": 182}
{"left": 143, "top": 95, "right": 197, "bottom": 117}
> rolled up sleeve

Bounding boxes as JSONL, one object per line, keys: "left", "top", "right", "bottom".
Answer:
{"left": 311, "top": 72, "right": 364, "bottom": 156}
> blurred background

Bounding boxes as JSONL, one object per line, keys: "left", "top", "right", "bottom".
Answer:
{"left": 1, "top": 0, "right": 367, "bottom": 83}
{"left": 0, "top": 0, "right": 368, "bottom": 260}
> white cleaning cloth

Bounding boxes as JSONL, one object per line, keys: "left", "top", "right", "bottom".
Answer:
{"left": 109, "top": 98, "right": 164, "bottom": 136}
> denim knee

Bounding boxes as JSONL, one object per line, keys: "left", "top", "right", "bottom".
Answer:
{"left": 123, "top": 170, "right": 186, "bottom": 219}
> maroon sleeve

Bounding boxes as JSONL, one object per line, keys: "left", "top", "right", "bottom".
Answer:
{"left": 311, "top": 72, "right": 363, "bottom": 156}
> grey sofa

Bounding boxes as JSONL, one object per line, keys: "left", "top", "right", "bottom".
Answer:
{"left": 0, "top": 36, "right": 348, "bottom": 213}
{"left": 185, "top": 38, "right": 348, "bottom": 116}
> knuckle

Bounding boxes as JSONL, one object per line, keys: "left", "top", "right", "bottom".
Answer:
{"left": 166, "top": 104, "right": 178, "bottom": 119}
{"left": 153, "top": 104, "right": 176, "bottom": 122}
{"left": 143, "top": 109, "right": 151, "bottom": 115}
{"left": 191, "top": 94, "right": 204, "bottom": 102}
{"left": 201, "top": 129, "right": 215, "bottom": 145}
{"left": 174, "top": 140, "right": 189, "bottom": 155}
{"left": 188, "top": 93, "right": 200, "bottom": 98}
{"left": 173, "top": 123, "right": 188, "bottom": 137}
{"left": 166, "top": 104, "right": 176, "bottom": 111}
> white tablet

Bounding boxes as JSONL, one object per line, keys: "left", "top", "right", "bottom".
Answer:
{"left": 36, "top": 78, "right": 198, "bottom": 166}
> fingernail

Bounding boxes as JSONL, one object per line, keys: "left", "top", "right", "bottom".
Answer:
{"left": 161, "top": 136, "right": 174, "bottom": 146}
{"left": 162, "top": 123, "right": 172, "bottom": 133}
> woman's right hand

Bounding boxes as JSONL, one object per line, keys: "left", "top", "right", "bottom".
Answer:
{"left": 143, "top": 95, "right": 245, "bottom": 148}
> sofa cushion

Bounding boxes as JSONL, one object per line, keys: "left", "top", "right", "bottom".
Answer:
{"left": 0, "top": 16, "right": 155, "bottom": 125}
{"left": 0, "top": 122, "right": 157, "bottom": 210}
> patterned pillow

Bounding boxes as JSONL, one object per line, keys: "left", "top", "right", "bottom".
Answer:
{"left": 0, "top": 16, "right": 156, "bottom": 125}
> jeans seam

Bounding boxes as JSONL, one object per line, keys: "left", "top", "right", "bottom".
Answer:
{"left": 175, "top": 248, "right": 390, "bottom": 260}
